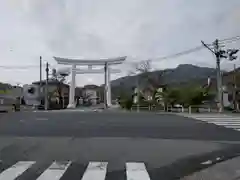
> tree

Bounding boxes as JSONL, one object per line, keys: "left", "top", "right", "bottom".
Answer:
{"left": 155, "top": 85, "right": 212, "bottom": 110}
{"left": 128, "top": 60, "right": 152, "bottom": 110}
{"left": 118, "top": 92, "right": 133, "bottom": 110}
{"left": 50, "top": 69, "right": 69, "bottom": 109}
{"left": 178, "top": 85, "right": 211, "bottom": 109}
{"left": 155, "top": 87, "right": 181, "bottom": 111}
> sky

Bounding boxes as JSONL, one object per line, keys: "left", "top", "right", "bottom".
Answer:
{"left": 0, "top": 0, "right": 240, "bottom": 86}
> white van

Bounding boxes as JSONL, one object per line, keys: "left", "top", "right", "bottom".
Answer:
{"left": 0, "top": 95, "right": 20, "bottom": 112}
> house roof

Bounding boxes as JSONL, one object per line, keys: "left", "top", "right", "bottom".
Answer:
{"left": 83, "top": 84, "right": 99, "bottom": 90}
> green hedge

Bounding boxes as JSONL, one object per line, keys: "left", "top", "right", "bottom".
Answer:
{"left": 119, "top": 98, "right": 133, "bottom": 110}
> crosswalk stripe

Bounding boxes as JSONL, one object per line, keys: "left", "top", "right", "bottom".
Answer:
{"left": 204, "top": 122, "right": 240, "bottom": 124}
{"left": 218, "top": 124, "right": 240, "bottom": 128}
{"left": 179, "top": 113, "right": 240, "bottom": 131}
{"left": 185, "top": 115, "right": 230, "bottom": 117}
{"left": 0, "top": 161, "right": 35, "bottom": 180}
{"left": 126, "top": 162, "right": 151, "bottom": 180}
{"left": 209, "top": 122, "right": 240, "bottom": 126}
{"left": 196, "top": 117, "right": 240, "bottom": 120}
{"left": 81, "top": 162, "right": 108, "bottom": 180}
{"left": 200, "top": 119, "right": 240, "bottom": 121}
{"left": 36, "top": 161, "right": 71, "bottom": 180}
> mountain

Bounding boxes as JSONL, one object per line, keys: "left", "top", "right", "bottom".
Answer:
{"left": 110, "top": 64, "right": 240, "bottom": 99}
{"left": 111, "top": 64, "right": 217, "bottom": 93}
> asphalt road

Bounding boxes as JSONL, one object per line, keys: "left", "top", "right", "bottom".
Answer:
{"left": 0, "top": 111, "right": 240, "bottom": 180}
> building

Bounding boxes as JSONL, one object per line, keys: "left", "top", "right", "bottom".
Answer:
{"left": 82, "top": 84, "right": 102, "bottom": 105}
{"left": 30, "top": 79, "right": 70, "bottom": 109}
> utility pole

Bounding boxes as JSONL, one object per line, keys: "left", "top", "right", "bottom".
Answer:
{"left": 45, "top": 62, "right": 49, "bottom": 110}
{"left": 202, "top": 39, "right": 224, "bottom": 112}
{"left": 104, "top": 62, "right": 108, "bottom": 109}
{"left": 202, "top": 39, "right": 239, "bottom": 113}
{"left": 136, "top": 77, "right": 140, "bottom": 112}
{"left": 233, "top": 64, "right": 237, "bottom": 110}
{"left": 40, "top": 56, "right": 42, "bottom": 98}
{"left": 40, "top": 56, "right": 42, "bottom": 85}
{"left": 214, "top": 39, "right": 224, "bottom": 112}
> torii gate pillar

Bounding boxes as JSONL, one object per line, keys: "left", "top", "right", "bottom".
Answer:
{"left": 105, "top": 63, "right": 111, "bottom": 107}
{"left": 68, "top": 64, "right": 76, "bottom": 108}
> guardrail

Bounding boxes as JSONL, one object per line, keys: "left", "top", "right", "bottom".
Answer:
{"left": 130, "top": 104, "right": 218, "bottom": 113}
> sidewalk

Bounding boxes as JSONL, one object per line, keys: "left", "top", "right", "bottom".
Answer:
{"left": 181, "top": 156, "right": 240, "bottom": 180}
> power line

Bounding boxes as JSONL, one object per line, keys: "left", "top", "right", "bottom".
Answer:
{"left": 0, "top": 66, "right": 39, "bottom": 69}
{"left": 152, "top": 46, "right": 205, "bottom": 61}
{"left": 219, "top": 35, "right": 240, "bottom": 43}
{"left": 149, "top": 35, "right": 240, "bottom": 61}
{"left": 0, "top": 64, "right": 48, "bottom": 69}
{"left": 0, "top": 35, "right": 239, "bottom": 68}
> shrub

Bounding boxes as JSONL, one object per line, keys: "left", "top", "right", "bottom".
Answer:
{"left": 125, "top": 99, "right": 133, "bottom": 110}
{"left": 118, "top": 98, "right": 133, "bottom": 110}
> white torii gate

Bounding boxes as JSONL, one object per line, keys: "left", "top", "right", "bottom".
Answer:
{"left": 54, "top": 56, "right": 126, "bottom": 108}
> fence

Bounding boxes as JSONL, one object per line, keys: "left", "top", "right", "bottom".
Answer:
{"left": 131, "top": 104, "right": 218, "bottom": 113}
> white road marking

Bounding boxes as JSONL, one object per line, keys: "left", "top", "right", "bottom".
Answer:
{"left": 0, "top": 161, "right": 35, "bottom": 180}
{"left": 184, "top": 115, "right": 229, "bottom": 117}
{"left": 179, "top": 113, "right": 240, "bottom": 131}
{"left": 200, "top": 119, "right": 240, "bottom": 122}
{"left": 0, "top": 161, "right": 153, "bottom": 179}
{"left": 206, "top": 122, "right": 240, "bottom": 124}
{"left": 219, "top": 125, "right": 240, "bottom": 128}
{"left": 36, "top": 161, "right": 71, "bottom": 180}
{"left": 196, "top": 117, "right": 240, "bottom": 120}
{"left": 126, "top": 162, "right": 151, "bottom": 180}
{"left": 81, "top": 162, "right": 108, "bottom": 180}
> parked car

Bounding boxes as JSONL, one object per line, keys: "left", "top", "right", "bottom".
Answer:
{"left": 0, "top": 95, "right": 20, "bottom": 112}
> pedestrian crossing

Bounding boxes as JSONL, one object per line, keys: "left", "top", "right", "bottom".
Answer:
{"left": 0, "top": 161, "right": 152, "bottom": 180}
{"left": 179, "top": 113, "right": 240, "bottom": 131}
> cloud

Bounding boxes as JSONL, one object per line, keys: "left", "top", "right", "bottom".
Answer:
{"left": 0, "top": 0, "right": 239, "bottom": 86}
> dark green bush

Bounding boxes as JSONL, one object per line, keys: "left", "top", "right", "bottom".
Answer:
{"left": 125, "top": 99, "right": 133, "bottom": 110}
{"left": 118, "top": 98, "right": 133, "bottom": 110}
